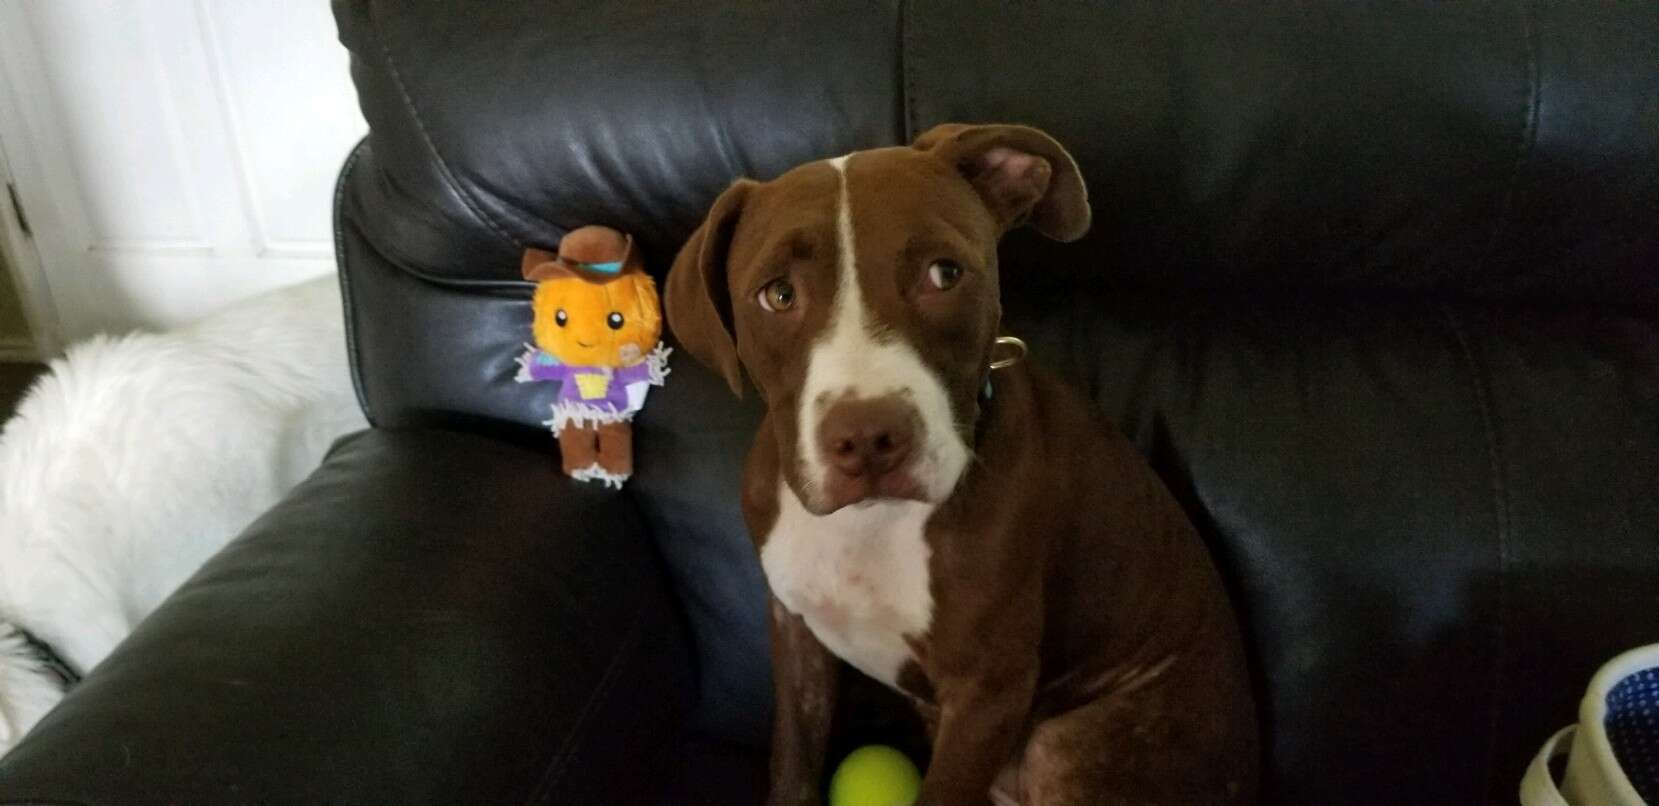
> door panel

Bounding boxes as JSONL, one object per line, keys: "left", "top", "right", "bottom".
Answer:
{"left": 0, "top": 0, "right": 367, "bottom": 341}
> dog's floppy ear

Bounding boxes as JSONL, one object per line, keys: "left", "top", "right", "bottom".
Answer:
{"left": 913, "top": 123, "right": 1090, "bottom": 242}
{"left": 666, "top": 179, "right": 754, "bottom": 397}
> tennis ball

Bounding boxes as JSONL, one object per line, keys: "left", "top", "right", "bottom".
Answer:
{"left": 828, "top": 745, "right": 922, "bottom": 806}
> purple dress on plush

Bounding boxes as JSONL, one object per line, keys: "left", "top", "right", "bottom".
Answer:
{"left": 514, "top": 343, "right": 671, "bottom": 435}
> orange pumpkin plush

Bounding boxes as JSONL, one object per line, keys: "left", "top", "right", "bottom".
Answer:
{"left": 515, "top": 225, "right": 670, "bottom": 487}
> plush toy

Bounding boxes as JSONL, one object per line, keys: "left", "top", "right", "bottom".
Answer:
{"left": 515, "top": 225, "right": 670, "bottom": 488}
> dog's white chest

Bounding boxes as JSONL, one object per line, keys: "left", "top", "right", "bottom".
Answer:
{"left": 760, "top": 485, "right": 935, "bottom": 689}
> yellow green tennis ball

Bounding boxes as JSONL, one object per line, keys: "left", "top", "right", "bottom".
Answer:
{"left": 828, "top": 745, "right": 921, "bottom": 806}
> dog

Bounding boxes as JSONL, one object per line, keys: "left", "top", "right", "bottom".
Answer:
{"left": 667, "top": 124, "right": 1258, "bottom": 804}
{"left": 0, "top": 276, "right": 364, "bottom": 755}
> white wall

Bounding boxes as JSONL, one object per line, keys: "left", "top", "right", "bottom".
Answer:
{"left": 0, "top": 0, "right": 367, "bottom": 346}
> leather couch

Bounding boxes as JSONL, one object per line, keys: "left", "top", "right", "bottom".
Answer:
{"left": 2, "top": 2, "right": 1655, "bottom": 803}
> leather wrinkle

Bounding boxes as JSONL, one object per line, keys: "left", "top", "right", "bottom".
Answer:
{"left": 364, "top": 1, "right": 517, "bottom": 247}
{"left": 1442, "top": 303, "right": 1512, "bottom": 798}
{"left": 1471, "top": 0, "right": 1541, "bottom": 281}
{"left": 526, "top": 593, "right": 654, "bottom": 804}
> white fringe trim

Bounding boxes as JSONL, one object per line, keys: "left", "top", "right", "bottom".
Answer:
{"left": 645, "top": 343, "right": 673, "bottom": 386}
{"left": 513, "top": 343, "right": 538, "bottom": 383}
{"left": 568, "top": 462, "right": 629, "bottom": 489}
{"left": 544, "top": 401, "right": 631, "bottom": 436}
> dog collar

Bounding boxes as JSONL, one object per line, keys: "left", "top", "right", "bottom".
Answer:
{"left": 988, "top": 335, "right": 1027, "bottom": 370}
{"left": 976, "top": 377, "right": 994, "bottom": 444}
{"left": 984, "top": 335, "right": 1028, "bottom": 398}
{"left": 977, "top": 335, "right": 1026, "bottom": 439}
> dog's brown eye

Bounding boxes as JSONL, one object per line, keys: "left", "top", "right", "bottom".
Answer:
{"left": 759, "top": 279, "right": 796, "bottom": 312}
{"left": 927, "top": 260, "right": 963, "bottom": 291}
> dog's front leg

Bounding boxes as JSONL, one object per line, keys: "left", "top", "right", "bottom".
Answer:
{"left": 916, "top": 667, "right": 1037, "bottom": 806}
{"left": 767, "top": 598, "right": 839, "bottom": 806}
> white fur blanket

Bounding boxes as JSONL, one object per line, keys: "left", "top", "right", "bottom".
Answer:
{"left": 0, "top": 276, "right": 365, "bottom": 753}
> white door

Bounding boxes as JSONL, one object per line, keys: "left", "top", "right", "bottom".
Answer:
{"left": 0, "top": 131, "right": 56, "bottom": 358}
{"left": 0, "top": 0, "right": 367, "bottom": 346}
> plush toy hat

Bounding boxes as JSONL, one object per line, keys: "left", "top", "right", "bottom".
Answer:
{"left": 522, "top": 225, "right": 646, "bottom": 284}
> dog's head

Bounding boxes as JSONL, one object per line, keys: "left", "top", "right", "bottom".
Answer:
{"left": 667, "top": 124, "right": 1089, "bottom": 515}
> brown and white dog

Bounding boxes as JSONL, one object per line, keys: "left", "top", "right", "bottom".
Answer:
{"left": 666, "top": 124, "right": 1258, "bottom": 805}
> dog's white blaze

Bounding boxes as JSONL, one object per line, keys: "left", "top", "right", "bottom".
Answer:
{"left": 795, "top": 155, "right": 970, "bottom": 506}
{"left": 761, "top": 482, "right": 934, "bottom": 689}
{"left": 759, "top": 154, "right": 977, "bottom": 690}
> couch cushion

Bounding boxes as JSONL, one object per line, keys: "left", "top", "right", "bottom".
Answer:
{"left": 1009, "top": 288, "right": 1659, "bottom": 803}
{"left": 904, "top": 2, "right": 1659, "bottom": 308}
{"left": 658, "top": 737, "right": 768, "bottom": 806}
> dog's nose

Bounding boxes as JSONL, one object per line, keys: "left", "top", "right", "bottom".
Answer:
{"left": 819, "top": 397, "right": 917, "bottom": 478}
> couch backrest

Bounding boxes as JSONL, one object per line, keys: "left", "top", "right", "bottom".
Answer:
{"left": 331, "top": 2, "right": 1659, "bottom": 802}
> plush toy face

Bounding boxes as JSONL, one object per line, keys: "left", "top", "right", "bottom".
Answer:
{"left": 531, "top": 272, "right": 662, "bottom": 367}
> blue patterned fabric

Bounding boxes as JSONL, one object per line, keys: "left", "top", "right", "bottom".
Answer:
{"left": 1606, "top": 666, "right": 1659, "bottom": 804}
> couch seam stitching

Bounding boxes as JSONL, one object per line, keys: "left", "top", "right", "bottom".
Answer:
{"left": 365, "top": 2, "right": 516, "bottom": 247}
{"left": 331, "top": 137, "right": 376, "bottom": 426}
{"left": 525, "top": 598, "right": 649, "bottom": 803}
{"left": 1444, "top": 303, "right": 1511, "bottom": 798}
